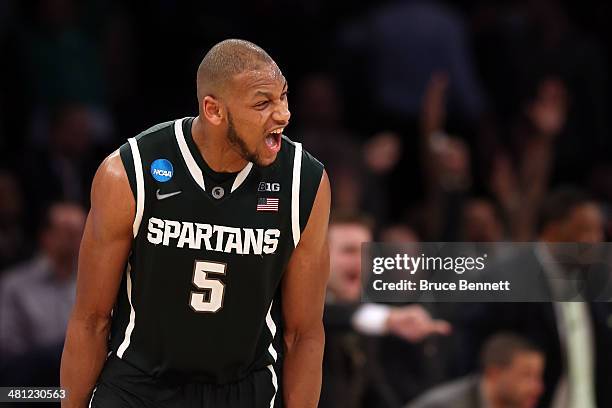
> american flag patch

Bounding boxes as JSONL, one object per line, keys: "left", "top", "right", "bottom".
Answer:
{"left": 257, "top": 197, "right": 279, "bottom": 212}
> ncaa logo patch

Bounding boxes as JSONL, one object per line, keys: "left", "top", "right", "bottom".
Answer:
{"left": 151, "top": 159, "right": 174, "bottom": 182}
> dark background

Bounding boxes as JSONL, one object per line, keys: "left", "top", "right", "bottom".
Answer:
{"left": 0, "top": 0, "right": 611, "bottom": 406}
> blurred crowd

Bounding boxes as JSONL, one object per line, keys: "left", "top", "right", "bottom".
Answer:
{"left": 1, "top": 0, "right": 612, "bottom": 407}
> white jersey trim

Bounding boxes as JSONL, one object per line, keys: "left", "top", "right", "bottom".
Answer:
{"left": 266, "top": 300, "right": 278, "bottom": 407}
{"left": 291, "top": 142, "right": 303, "bottom": 247}
{"left": 175, "top": 118, "right": 206, "bottom": 191}
{"left": 88, "top": 386, "right": 97, "bottom": 408}
{"left": 267, "top": 364, "right": 279, "bottom": 408}
{"left": 128, "top": 138, "right": 144, "bottom": 237}
{"left": 116, "top": 262, "right": 135, "bottom": 359}
{"left": 231, "top": 162, "right": 254, "bottom": 192}
{"left": 266, "top": 300, "right": 278, "bottom": 362}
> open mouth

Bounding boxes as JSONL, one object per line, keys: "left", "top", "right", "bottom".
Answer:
{"left": 265, "top": 128, "right": 283, "bottom": 153}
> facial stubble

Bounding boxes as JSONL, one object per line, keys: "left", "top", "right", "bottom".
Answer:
{"left": 226, "top": 111, "right": 268, "bottom": 166}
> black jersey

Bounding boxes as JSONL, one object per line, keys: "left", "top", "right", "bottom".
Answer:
{"left": 110, "top": 117, "right": 323, "bottom": 386}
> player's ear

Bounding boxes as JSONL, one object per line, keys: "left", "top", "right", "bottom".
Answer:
{"left": 202, "top": 95, "right": 224, "bottom": 125}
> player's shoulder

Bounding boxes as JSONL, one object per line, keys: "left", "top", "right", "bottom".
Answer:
{"left": 117, "top": 119, "right": 177, "bottom": 162}
{"left": 281, "top": 134, "right": 324, "bottom": 175}
{"left": 134, "top": 119, "right": 176, "bottom": 141}
{"left": 126, "top": 119, "right": 176, "bottom": 148}
{"left": 280, "top": 134, "right": 326, "bottom": 228}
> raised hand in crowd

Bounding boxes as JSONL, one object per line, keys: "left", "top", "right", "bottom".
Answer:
{"left": 490, "top": 77, "right": 568, "bottom": 240}
{"left": 420, "top": 72, "right": 472, "bottom": 239}
{"left": 386, "top": 305, "right": 452, "bottom": 343}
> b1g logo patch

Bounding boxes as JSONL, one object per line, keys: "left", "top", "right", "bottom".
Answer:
{"left": 258, "top": 182, "right": 280, "bottom": 192}
{"left": 151, "top": 159, "right": 174, "bottom": 182}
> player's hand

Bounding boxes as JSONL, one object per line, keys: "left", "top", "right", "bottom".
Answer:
{"left": 386, "top": 305, "right": 451, "bottom": 343}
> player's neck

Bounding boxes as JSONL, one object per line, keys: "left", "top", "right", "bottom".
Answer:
{"left": 191, "top": 116, "right": 249, "bottom": 173}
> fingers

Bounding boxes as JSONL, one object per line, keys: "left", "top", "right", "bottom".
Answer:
{"left": 431, "top": 320, "right": 452, "bottom": 335}
{"left": 406, "top": 319, "right": 452, "bottom": 340}
{"left": 388, "top": 307, "right": 452, "bottom": 342}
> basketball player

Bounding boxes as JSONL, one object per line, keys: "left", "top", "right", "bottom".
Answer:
{"left": 60, "top": 39, "right": 330, "bottom": 408}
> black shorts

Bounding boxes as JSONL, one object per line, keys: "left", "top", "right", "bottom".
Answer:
{"left": 90, "top": 355, "right": 280, "bottom": 408}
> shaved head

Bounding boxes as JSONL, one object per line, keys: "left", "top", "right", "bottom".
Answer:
{"left": 194, "top": 39, "right": 290, "bottom": 169}
{"left": 197, "top": 39, "right": 279, "bottom": 103}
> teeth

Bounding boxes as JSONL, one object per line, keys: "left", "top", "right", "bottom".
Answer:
{"left": 271, "top": 128, "right": 283, "bottom": 134}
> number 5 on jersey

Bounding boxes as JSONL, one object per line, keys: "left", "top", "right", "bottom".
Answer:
{"left": 190, "top": 260, "right": 226, "bottom": 313}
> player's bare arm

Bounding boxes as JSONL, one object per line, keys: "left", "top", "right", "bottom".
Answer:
{"left": 60, "top": 151, "right": 135, "bottom": 408}
{"left": 282, "top": 170, "right": 331, "bottom": 408}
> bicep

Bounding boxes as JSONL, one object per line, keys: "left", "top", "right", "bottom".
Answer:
{"left": 71, "top": 151, "right": 135, "bottom": 321}
{"left": 282, "top": 171, "right": 331, "bottom": 334}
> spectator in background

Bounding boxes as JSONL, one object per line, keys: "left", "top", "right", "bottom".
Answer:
{"left": 0, "top": 202, "right": 85, "bottom": 358}
{"left": 419, "top": 72, "right": 473, "bottom": 241}
{"left": 490, "top": 76, "right": 569, "bottom": 240}
{"left": 462, "top": 187, "right": 612, "bottom": 407}
{"left": 460, "top": 197, "right": 506, "bottom": 243}
{"left": 292, "top": 74, "right": 365, "bottom": 214}
{"left": 417, "top": 68, "right": 564, "bottom": 244}
{"left": 337, "top": 0, "right": 486, "bottom": 219}
{"left": 376, "top": 223, "right": 474, "bottom": 402}
{"left": 472, "top": 0, "right": 608, "bottom": 180}
{"left": 338, "top": 0, "right": 485, "bottom": 124}
{"left": 19, "top": 0, "right": 120, "bottom": 145}
{"left": 379, "top": 223, "right": 420, "bottom": 244}
{"left": 407, "top": 333, "right": 544, "bottom": 408}
{"left": 322, "top": 212, "right": 450, "bottom": 408}
{"left": 362, "top": 131, "right": 403, "bottom": 224}
{"left": 22, "top": 104, "right": 103, "bottom": 231}
{"left": 0, "top": 171, "right": 31, "bottom": 271}
{"left": 456, "top": 197, "right": 510, "bottom": 265}
{"left": 23, "top": 0, "right": 105, "bottom": 107}
{"left": 293, "top": 74, "right": 399, "bottom": 223}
